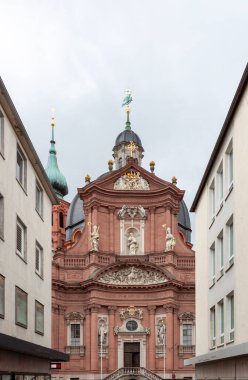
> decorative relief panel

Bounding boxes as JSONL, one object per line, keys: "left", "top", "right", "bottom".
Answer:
{"left": 118, "top": 205, "right": 146, "bottom": 219}
{"left": 119, "top": 306, "right": 143, "bottom": 320}
{"left": 97, "top": 266, "right": 168, "bottom": 285}
{"left": 114, "top": 171, "right": 150, "bottom": 190}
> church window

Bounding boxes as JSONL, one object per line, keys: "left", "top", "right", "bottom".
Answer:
{"left": 178, "top": 312, "right": 195, "bottom": 352}
{"left": 16, "top": 144, "right": 27, "bottom": 190}
{"left": 126, "top": 320, "right": 138, "bottom": 331}
{"left": 59, "top": 212, "right": 64, "bottom": 228}
{"left": 182, "top": 324, "right": 192, "bottom": 346}
{"left": 15, "top": 286, "right": 28, "bottom": 328}
{"left": 0, "top": 110, "right": 4, "bottom": 157}
{"left": 65, "top": 312, "right": 85, "bottom": 355}
{"left": 0, "top": 275, "right": 4, "bottom": 318}
{"left": 35, "top": 300, "right": 44, "bottom": 335}
{"left": 16, "top": 216, "right": 26, "bottom": 261}
{"left": 0, "top": 193, "right": 4, "bottom": 240}
{"left": 35, "top": 180, "right": 43, "bottom": 217}
{"left": 35, "top": 241, "right": 43, "bottom": 278}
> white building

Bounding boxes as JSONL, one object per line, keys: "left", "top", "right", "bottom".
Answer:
{"left": 186, "top": 65, "right": 248, "bottom": 378}
{"left": 0, "top": 78, "right": 68, "bottom": 377}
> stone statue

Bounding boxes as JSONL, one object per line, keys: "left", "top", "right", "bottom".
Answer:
{"left": 157, "top": 321, "right": 166, "bottom": 345}
{"left": 90, "top": 225, "right": 99, "bottom": 251}
{"left": 128, "top": 232, "right": 138, "bottom": 255}
{"left": 98, "top": 320, "right": 107, "bottom": 344}
{"left": 165, "top": 227, "right": 176, "bottom": 252}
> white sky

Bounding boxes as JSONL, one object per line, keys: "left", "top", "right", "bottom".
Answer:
{"left": 1, "top": 0, "right": 248, "bottom": 238}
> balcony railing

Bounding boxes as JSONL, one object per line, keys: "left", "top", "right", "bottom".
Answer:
{"left": 104, "top": 367, "right": 164, "bottom": 380}
{"left": 178, "top": 345, "right": 195, "bottom": 356}
{"left": 65, "top": 345, "right": 85, "bottom": 356}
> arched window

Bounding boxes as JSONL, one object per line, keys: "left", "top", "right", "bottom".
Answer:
{"left": 59, "top": 212, "right": 64, "bottom": 228}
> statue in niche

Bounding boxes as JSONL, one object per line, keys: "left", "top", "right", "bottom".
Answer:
{"left": 157, "top": 320, "right": 166, "bottom": 345}
{"left": 90, "top": 225, "right": 100, "bottom": 251}
{"left": 98, "top": 319, "right": 107, "bottom": 345}
{"left": 165, "top": 226, "right": 176, "bottom": 252}
{"left": 128, "top": 232, "right": 138, "bottom": 255}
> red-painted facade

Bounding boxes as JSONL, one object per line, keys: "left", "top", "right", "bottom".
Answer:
{"left": 51, "top": 158, "right": 195, "bottom": 380}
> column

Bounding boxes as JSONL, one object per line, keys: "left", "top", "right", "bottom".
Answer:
{"left": 90, "top": 304, "right": 100, "bottom": 371}
{"left": 148, "top": 306, "right": 156, "bottom": 370}
{"left": 164, "top": 306, "right": 174, "bottom": 371}
{"left": 150, "top": 208, "right": 155, "bottom": 252}
{"left": 108, "top": 306, "right": 117, "bottom": 371}
{"left": 109, "top": 207, "right": 115, "bottom": 253}
{"left": 85, "top": 308, "right": 91, "bottom": 370}
{"left": 165, "top": 207, "right": 171, "bottom": 228}
{"left": 92, "top": 205, "right": 98, "bottom": 226}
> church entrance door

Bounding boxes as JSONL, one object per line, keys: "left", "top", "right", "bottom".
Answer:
{"left": 124, "top": 342, "right": 140, "bottom": 367}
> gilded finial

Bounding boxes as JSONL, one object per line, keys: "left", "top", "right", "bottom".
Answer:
{"left": 149, "top": 160, "right": 155, "bottom": 173}
{"left": 172, "top": 176, "right": 177, "bottom": 185}
{"left": 85, "top": 174, "right": 91, "bottom": 184}
{"left": 108, "top": 160, "right": 114, "bottom": 171}
{"left": 51, "top": 108, "right": 55, "bottom": 141}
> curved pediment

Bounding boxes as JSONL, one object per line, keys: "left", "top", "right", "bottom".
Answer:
{"left": 95, "top": 264, "right": 171, "bottom": 286}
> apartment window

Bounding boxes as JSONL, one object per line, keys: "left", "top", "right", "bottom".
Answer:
{"left": 0, "top": 275, "right": 4, "bottom": 318}
{"left": 226, "top": 140, "right": 233, "bottom": 188}
{"left": 227, "top": 216, "right": 234, "bottom": 265}
{"left": 217, "top": 162, "right": 224, "bottom": 205}
{"left": 35, "top": 181, "right": 43, "bottom": 217}
{"left": 210, "top": 306, "right": 216, "bottom": 348}
{"left": 0, "top": 110, "right": 4, "bottom": 157}
{"left": 218, "top": 300, "right": 224, "bottom": 344}
{"left": 210, "top": 243, "right": 215, "bottom": 285}
{"left": 16, "top": 145, "right": 26, "bottom": 190}
{"left": 217, "top": 231, "right": 224, "bottom": 275}
{"left": 16, "top": 217, "right": 26, "bottom": 260}
{"left": 15, "top": 286, "right": 27, "bottom": 328}
{"left": 227, "top": 293, "right": 234, "bottom": 341}
{"left": 209, "top": 179, "right": 215, "bottom": 219}
{"left": 71, "top": 323, "right": 80, "bottom": 346}
{"left": 0, "top": 194, "right": 4, "bottom": 240}
{"left": 35, "top": 242, "right": 43, "bottom": 278}
{"left": 35, "top": 300, "right": 44, "bottom": 335}
{"left": 183, "top": 324, "right": 192, "bottom": 346}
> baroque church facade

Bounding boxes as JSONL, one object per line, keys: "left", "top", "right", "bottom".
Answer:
{"left": 47, "top": 103, "right": 195, "bottom": 380}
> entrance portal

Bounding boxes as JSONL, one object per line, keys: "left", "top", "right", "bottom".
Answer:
{"left": 124, "top": 342, "right": 140, "bottom": 367}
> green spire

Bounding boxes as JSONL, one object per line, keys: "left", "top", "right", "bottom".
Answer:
{"left": 45, "top": 116, "right": 68, "bottom": 199}
{"left": 125, "top": 106, "right": 131, "bottom": 131}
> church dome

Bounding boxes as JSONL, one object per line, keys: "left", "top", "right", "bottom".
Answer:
{"left": 65, "top": 193, "right": 84, "bottom": 240}
{"left": 178, "top": 200, "right": 192, "bottom": 242}
{"left": 114, "top": 129, "right": 143, "bottom": 150}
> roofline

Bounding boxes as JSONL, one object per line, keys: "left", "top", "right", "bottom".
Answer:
{"left": 0, "top": 332, "right": 69, "bottom": 361}
{"left": 0, "top": 77, "right": 58, "bottom": 205}
{"left": 191, "top": 63, "right": 248, "bottom": 212}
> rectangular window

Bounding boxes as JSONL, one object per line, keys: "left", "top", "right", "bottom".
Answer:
{"left": 15, "top": 286, "right": 27, "bottom": 328}
{"left": 0, "top": 194, "right": 4, "bottom": 240}
{"left": 217, "top": 162, "right": 224, "bottom": 204}
{"left": 35, "top": 241, "right": 43, "bottom": 278}
{"left": 209, "top": 179, "right": 215, "bottom": 219}
{"left": 0, "top": 111, "right": 4, "bottom": 157}
{"left": 16, "top": 217, "right": 26, "bottom": 260}
{"left": 35, "top": 181, "right": 43, "bottom": 217}
{"left": 210, "top": 306, "right": 216, "bottom": 348}
{"left": 217, "top": 231, "right": 224, "bottom": 274}
{"left": 35, "top": 300, "right": 44, "bottom": 335}
{"left": 0, "top": 275, "right": 4, "bottom": 318}
{"left": 210, "top": 243, "right": 215, "bottom": 285}
{"left": 226, "top": 140, "right": 233, "bottom": 188}
{"left": 71, "top": 323, "right": 80, "bottom": 346}
{"left": 16, "top": 145, "right": 27, "bottom": 190}
{"left": 227, "top": 293, "right": 234, "bottom": 341}
{"left": 227, "top": 216, "right": 234, "bottom": 264}
{"left": 218, "top": 300, "right": 224, "bottom": 344}
{"left": 183, "top": 324, "right": 192, "bottom": 346}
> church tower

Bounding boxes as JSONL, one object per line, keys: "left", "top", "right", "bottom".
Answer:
{"left": 45, "top": 115, "right": 70, "bottom": 250}
{"left": 51, "top": 93, "right": 195, "bottom": 380}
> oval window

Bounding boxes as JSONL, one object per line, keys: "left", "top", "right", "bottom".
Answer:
{"left": 126, "top": 320, "right": 138, "bottom": 331}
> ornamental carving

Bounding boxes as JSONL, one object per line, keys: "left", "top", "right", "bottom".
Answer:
{"left": 178, "top": 312, "right": 195, "bottom": 322}
{"left": 65, "top": 311, "right": 85, "bottom": 325}
{"left": 119, "top": 306, "right": 143, "bottom": 320}
{"left": 114, "top": 171, "right": 150, "bottom": 190}
{"left": 118, "top": 205, "right": 146, "bottom": 219}
{"left": 97, "top": 266, "right": 168, "bottom": 285}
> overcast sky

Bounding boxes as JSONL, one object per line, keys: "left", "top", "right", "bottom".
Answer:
{"left": 1, "top": 0, "right": 248, "bottom": 233}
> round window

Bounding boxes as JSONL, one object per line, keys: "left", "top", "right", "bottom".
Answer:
{"left": 126, "top": 320, "right": 138, "bottom": 331}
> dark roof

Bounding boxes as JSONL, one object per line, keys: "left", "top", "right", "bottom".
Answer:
{"left": 0, "top": 332, "right": 68, "bottom": 361}
{"left": 114, "top": 129, "right": 143, "bottom": 150}
{"left": 66, "top": 193, "right": 84, "bottom": 240}
{"left": 191, "top": 63, "right": 248, "bottom": 212}
{"left": 178, "top": 200, "right": 191, "bottom": 242}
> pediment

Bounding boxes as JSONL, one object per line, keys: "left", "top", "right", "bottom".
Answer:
{"left": 94, "top": 264, "right": 173, "bottom": 286}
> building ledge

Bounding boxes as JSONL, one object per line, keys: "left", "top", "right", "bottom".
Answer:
{"left": 0, "top": 332, "right": 69, "bottom": 361}
{"left": 185, "top": 341, "right": 248, "bottom": 366}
